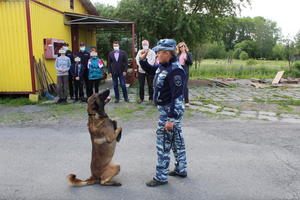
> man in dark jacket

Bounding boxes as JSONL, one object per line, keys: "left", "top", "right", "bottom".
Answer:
{"left": 108, "top": 41, "right": 129, "bottom": 103}
{"left": 76, "top": 42, "right": 90, "bottom": 100}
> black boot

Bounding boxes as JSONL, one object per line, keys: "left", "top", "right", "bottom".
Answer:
{"left": 168, "top": 170, "right": 187, "bottom": 178}
{"left": 146, "top": 178, "right": 168, "bottom": 187}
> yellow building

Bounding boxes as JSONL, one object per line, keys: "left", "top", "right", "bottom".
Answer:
{"left": 0, "top": 0, "right": 135, "bottom": 94}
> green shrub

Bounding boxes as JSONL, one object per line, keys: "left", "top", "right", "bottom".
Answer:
{"left": 239, "top": 51, "right": 249, "bottom": 60}
{"left": 293, "top": 61, "right": 300, "bottom": 70}
{"left": 246, "top": 59, "right": 258, "bottom": 65}
{"left": 292, "top": 61, "right": 300, "bottom": 77}
{"left": 203, "top": 42, "right": 227, "bottom": 59}
{"left": 233, "top": 48, "right": 241, "bottom": 59}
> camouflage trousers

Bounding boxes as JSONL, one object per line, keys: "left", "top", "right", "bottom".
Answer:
{"left": 154, "top": 104, "right": 187, "bottom": 182}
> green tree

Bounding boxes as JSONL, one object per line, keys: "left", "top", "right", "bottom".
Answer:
{"left": 272, "top": 44, "right": 285, "bottom": 60}
{"left": 294, "top": 31, "right": 300, "bottom": 56}
{"left": 203, "top": 42, "right": 227, "bottom": 59}
{"left": 221, "top": 16, "right": 281, "bottom": 59}
{"left": 234, "top": 40, "right": 256, "bottom": 58}
{"left": 98, "top": 0, "right": 251, "bottom": 48}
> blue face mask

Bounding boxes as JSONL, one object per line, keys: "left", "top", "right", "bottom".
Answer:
{"left": 142, "top": 46, "right": 149, "bottom": 50}
{"left": 113, "top": 46, "right": 119, "bottom": 51}
{"left": 64, "top": 46, "right": 69, "bottom": 51}
{"left": 80, "top": 47, "right": 85, "bottom": 51}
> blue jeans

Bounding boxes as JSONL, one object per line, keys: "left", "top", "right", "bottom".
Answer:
{"left": 112, "top": 73, "right": 128, "bottom": 101}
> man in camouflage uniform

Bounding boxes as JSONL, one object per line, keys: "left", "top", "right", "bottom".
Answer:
{"left": 139, "top": 39, "right": 187, "bottom": 187}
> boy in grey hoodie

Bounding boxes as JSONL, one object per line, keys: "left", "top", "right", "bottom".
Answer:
{"left": 55, "top": 49, "right": 71, "bottom": 103}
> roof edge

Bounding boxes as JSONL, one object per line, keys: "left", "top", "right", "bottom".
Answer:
{"left": 79, "top": 0, "right": 99, "bottom": 16}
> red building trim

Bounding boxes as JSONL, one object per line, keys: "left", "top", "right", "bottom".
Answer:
{"left": 30, "top": 0, "right": 64, "bottom": 14}
{"left": 25, "top": 0, "right": 36, "bottom": 94}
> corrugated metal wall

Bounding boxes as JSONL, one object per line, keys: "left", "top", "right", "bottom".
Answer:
{"left": 0, "top": 1, "right": 32, "bottom": 92}
{"left": 30, "top": 1, "right": 73, "bottom": 84}
{"left": 0, "top": 0, "right": 96, "bottom": 93}
{"left": 36, "top": 0, "right": 88, "bottom": 14}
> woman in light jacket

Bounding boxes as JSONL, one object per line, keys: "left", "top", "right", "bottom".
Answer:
{"left": 176, "top": 42, "right": 193, "bottom": 107}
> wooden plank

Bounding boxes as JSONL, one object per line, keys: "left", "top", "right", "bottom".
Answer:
{"left": 272, "top": 71, "right": 285, "bottom": 85}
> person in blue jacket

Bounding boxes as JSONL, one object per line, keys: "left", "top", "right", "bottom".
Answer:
{"left": 70, "top": 56, "right": 84, "bottom": 102}
{"left": 87, "top": 51, "right": 104, "bottom": 97}
{"left": 138, "top": 39, "right": 187, "bottom": 187}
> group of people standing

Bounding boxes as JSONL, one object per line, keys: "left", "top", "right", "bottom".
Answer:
{"left": 55, "top": 41, "right": 129, "bottom": 104}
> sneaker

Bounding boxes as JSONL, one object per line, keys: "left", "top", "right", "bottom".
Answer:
{"left": 146, "top": 178, "right": 168, "bottom": 187}
{"left": 56, "top": 98, "right": 63, "bottom": 104}
{"left": 125, "top": 99, "right": 129, "bottom": 103}
{"left": 168, "top": 171, "right": 187, "bottom": 178}
{"left": 61, "top": 98, "right": 67, "bottom": 103}
{"left": 185, "top": 103, "right": 191, "bottom": 107}
{"left": 114, "top": 99, "right": 119, "bottom": 103}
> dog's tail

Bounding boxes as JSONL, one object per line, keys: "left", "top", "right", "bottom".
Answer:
{"left": 67, "top": 174, "right": 96, "bottom": 187}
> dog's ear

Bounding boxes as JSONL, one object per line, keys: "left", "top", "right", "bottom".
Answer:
{"left": 87, "top": 94, "right": 97, "bottom": 105}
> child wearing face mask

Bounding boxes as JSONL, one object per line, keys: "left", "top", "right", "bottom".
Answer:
{"left": 59, "top": 43, "right": 75, "bottom": 100}
{"left": 55, "top": 49, "right": 71, "bottom": 103}
{"left": 87, "top": 50, "right": 104, "bottom": 97}
{"left": 70, "top": 57, "right": 84, "bottom": 102}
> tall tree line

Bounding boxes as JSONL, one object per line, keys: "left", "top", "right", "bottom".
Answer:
{"left": 95, "top": 0, "right": 300, "bottom": 61}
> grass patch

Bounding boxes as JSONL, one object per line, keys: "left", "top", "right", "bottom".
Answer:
{"left": 253, "top": 97, "right": 300, "bottom": 106}
{"left": 0, "top": 97, "right": 38, "bottom": 106}
{"left": 272, "top": 94, "right": 293, "bottom": 99}
{"left": 190, "top": 59, "right": 289, "bottom": 79}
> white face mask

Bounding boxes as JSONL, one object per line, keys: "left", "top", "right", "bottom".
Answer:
{"left": 142, "top": 46, "right": 149, "bottom": 50}
{"left": 90, "top": 52, "right": 97, "bottom": 57}
{"left": 64, "top": 46, "right": 69, "bottom": 51}
{"left": 113, "top": 46, "right": 119, "bottom": 51}
{"left": 75, "top": 57, "right": 81, "bottom": 62}
{"left": 80, "top": 47, "right": 85, "bottom": 51}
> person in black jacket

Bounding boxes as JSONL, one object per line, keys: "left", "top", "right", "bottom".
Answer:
{"left": 108, "top": 41, "right": 129, "bottom": 103}
{"left": 176, "top": 42, "right": 193, "bottom": 107}
{"left": 76, "top": 43, "right": 90, "bottom": 101}
{"left": 70, "top": 56, "right": 84, "bottom": 102}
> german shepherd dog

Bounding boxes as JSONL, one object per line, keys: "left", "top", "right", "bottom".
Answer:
{"left": 67, "top": 89, "right": 122, "bottom": 186}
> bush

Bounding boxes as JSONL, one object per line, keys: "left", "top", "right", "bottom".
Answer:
{"left": 203, "top": 42, "right": 227, "bottom": 59}
{"left": 292, "top": 61, "right": 300, "bottom": 77}
{"left": 233, "top": 48, "right": 241, "bottom": 59}
{"left": 239, "top": 51, "right": 249, "bottom": 60}
{"left": 293, "top": 61, "right": 300, "bottom": 70}
{"left": 246, "top": 59, "right": 258, "bottom": 65}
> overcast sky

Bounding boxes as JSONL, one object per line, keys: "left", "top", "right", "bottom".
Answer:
{"left": 90, "top": 0, "right": 300, "bottom": 38}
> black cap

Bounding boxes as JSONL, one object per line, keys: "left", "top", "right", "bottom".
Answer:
{"left": 80, "top": 42, "right": 85, "bottom": 46}
{"left": 63, "top": 42, "right": 69, "bottom": 46}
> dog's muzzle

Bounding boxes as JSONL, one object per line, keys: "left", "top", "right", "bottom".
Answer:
{"left": 105, "top": 96, "right": 111, "bottom": 104}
